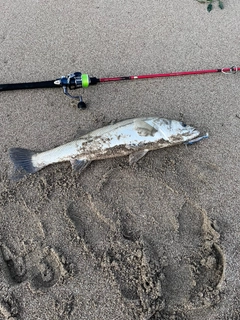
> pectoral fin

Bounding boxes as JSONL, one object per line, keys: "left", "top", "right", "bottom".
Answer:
{"left": 129, "top": 150, "right": 148, "bottom": 165}
{"left": 134, "top": 119, "right": 157, "bottom": 137}
{"left": 70, "top": 159, "right": 91, "bottom": 172}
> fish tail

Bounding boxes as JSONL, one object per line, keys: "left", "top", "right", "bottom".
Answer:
{"left": 9, "top": 148, "right": 40, "bottom": 177}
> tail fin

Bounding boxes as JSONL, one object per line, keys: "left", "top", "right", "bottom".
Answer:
{"left": 9, "top": 148, "right": 39, "bottom": 177}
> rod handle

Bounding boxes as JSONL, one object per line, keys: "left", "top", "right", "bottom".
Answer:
{"left": 0, "top": 80, "right": 57, "bottom": 91}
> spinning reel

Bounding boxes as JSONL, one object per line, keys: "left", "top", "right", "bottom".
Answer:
{"left": 54, "top": 72, "right": 98, "bottom": 109}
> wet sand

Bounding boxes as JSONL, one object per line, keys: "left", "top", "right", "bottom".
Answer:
{"left": 0, "top": 1, "right": 240, "bottom": 319}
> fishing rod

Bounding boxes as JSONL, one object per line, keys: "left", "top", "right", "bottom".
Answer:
{"left": 0, "top": 66, "right": 238, "bottom": 109}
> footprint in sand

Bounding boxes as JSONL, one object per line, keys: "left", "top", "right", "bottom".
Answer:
{"left": 162, "top": 200, "right": 225, "bottom": 312}
{"left": 1, "top": 243, "right": 69, "bottom": 292}
{"left": 0, "top": 291, "right": 20, "bottom": 320}
{"left": 66, "top": 166, "right": 226, "bottom": 319}
{"left": 0, "top": 245, "right": 75, "bottom": 319}
{"left": 30, "top": 249, "right": 61, "bottom": 291}
{"left": 30, "top": 246, "right": 73, "bottom": 292}
{"left": 66, "top": 199, "right": 165, "bottom": 318}
{"left": 0, "top": 244, "right": 27, "bottom": 285}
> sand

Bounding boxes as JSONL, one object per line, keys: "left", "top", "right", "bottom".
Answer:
{"left": 0, "top": 0, "right": 240, "bottom": 319}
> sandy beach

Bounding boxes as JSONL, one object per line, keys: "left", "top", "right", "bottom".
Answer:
{"left": 0, "top": 1, "right": 240, "bottom": 319}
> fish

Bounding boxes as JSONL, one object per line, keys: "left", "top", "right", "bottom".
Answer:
{"left": 9, "top": 117, "right": 201, "bottom": 178}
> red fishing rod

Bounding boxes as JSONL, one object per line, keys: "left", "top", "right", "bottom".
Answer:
{"left": 0, "top": 66, "right": 238, "bottom": 109}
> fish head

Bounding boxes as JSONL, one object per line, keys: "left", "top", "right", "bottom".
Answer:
{"left": 167, "top": 120, "right": 200, "bottom": 143}
{"left": 153, "top": 118, "right": 200, "bottom": 143}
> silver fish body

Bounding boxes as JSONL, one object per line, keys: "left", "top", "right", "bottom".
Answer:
{"left": 9, "top": 117, "right": 200, "bottom": 176}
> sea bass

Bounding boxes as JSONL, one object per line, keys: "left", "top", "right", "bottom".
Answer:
{"left": 9, "top": 117, "right": 201, "bottom": 177}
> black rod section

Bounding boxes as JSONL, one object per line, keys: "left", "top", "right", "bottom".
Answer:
{"left": 0, "top": 80, "right": 58, "bottom": 91}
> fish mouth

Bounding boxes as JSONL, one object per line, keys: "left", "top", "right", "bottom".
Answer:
{"left": 188, "top": 128, "right": 200, "bottom": 139}
{"left": 181, "top": 127, "right": 200, "bottom": 140}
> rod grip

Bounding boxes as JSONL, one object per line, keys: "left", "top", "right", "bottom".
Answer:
{"left": 0, "top": 80, "right": 57, "bottom": 91}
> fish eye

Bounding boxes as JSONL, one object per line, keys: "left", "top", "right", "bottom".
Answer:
{"left": 181, "top": 122, "right": 187, "bottom": 127}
